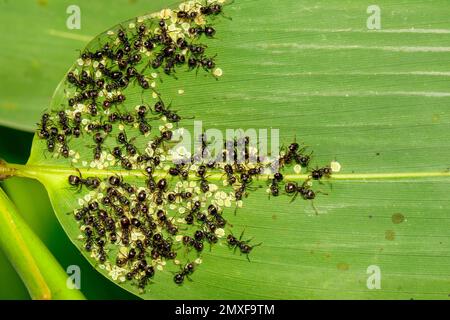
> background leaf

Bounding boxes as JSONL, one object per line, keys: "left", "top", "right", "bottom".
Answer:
{"left": 0, "top": 0, "right": 172, "bottom": 131}
{"left": 3, "top": 0, "right": 450, "bottom": 299}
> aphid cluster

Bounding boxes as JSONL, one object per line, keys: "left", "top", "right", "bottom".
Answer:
{"left": 35, "top": 0, "right": 337, "bottom": 293}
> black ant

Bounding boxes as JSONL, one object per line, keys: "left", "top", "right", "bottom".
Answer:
{"left": 83, "top": 227, "right": 94, "bottom": 251}
{"left": 196, "top": 164, "right": 210, "bottom": 193}
{"left": 68, "top": 170, "right": 100, "bottom": 191}
{"left": 138, "top": 265, "right": 155, "bottom": 290}
{"left": 188, "top": 43, "right": 207, "bottom": 56}
{"left": 285, "top": 180, "right": 326, "bottom": 214}
{"left": 288, "top": 141, "right": 312, "bottom": 167}
{"left": 310, "top": 166, "right": 332, "bottom": 180}
{"left": 102, "top": 93, "right": 126, "bottom": 108}
{"left": 44, "top": 135, "right": 56, "bottom": 154}
{"left": 234, "top": 184, "right": 247, "bottom": 201}
{"left": 176, "top": 37, "right": 188, "bottom": 50}
{"left": 167, "top": 191, "right": 192, "bottom": 203}
{"left": 181, "top": 235, "right": 197, "bottom": 251}
{"left": 117, "top": 131, "right": 138, "bottom": 156}
{"left": 152, "top": 100, "right": 182, "bottom": 124}
{"left": 294, "top": 152, "right": 311, "bottom": 167}
{"left": 73, "top": 206, "right": 89, "bottom": 221}
{"left": 119, "top": 216, "right": 131, "bottom": 246}
{"left": 111, "top": 147, "right": 133, "bottom": 170}
{"left": 268, "top": 172, "right": 283, "bottom": 197}
{"left": 182, "top": 231, "right": 202, "bottom": 250}
{"left": 177, "top": 9, "right": 198, "bottom": 21}
{"left": 152, "top": 178, "right": 168, "bottom": 205}
{"left": 87, "top": 103, "right": 98, "bottom": 117}
{"left": 116, "top": 246, "right": 136, "bottom": 267}
{"left": 108, "top": 175, "right": 135, "bottom": 194}
{"left": 168, "top": 163, "right": 190, "bottom": 180}
{"left": 92, "top": 132, "right": 105, "bottom": 160}
{"left": 37, "top": 113, "right": 51, "bottom": 139}
{"left": 284, "top": 179, "right": 322, "bottom": 203}
{"left": 57, "top": 110, "right": 70, "bottom": 131}
{"left": 87, "top": 121, "right": 113, "bottom": 134}
{"left": 117, "top": 28, "right": 129, "bottom": 46}
{"left": 79, "top": 70, "right": 96, "bottom": 86}
{"left": 144, "top": 166, "right": 156, "bottom": 192}
{"left": 66, "top": 71, "right": 88, "bottom": 89}
{"left": 150, "top": 129, "right": 173, "bottom": 151}
{"left": 173, "top": 262, "right": 196, "bottom": 285}
{"left": 226, "top": 230, "right": 261, "bottom": 262}
{"left": 108, "top": 111, "right": 134, "bottom": 125}
{"left": 279, "top": 141, "right": 312, "bottom": 169}
{"left": 207, "top": 204, "right": 226, "bottom": 228}
{"left": 125, "top": 258, "right": 145, "bottom": 281}
{"left": 136, "top": 105, "right": 152, "bottom": 134}
{"left": 96, "top": 238, "right": 107, "bottom": 263}
{"left": 136, "top": 154, "right": 159, "bottom": 166}
{"left": 72, "top": 112, "right": 82, "bottom": 138}
{"left": 164, "top": 220, "right": 179, "bottom": 236}
{"left": 187, "top": 55, "right": 216, "bottom": 72}
{"left": 200, "top": 2, "right": 223, "bottom": 15}
{"left": 60, "top": 141, "right": 70, "bottom": 158}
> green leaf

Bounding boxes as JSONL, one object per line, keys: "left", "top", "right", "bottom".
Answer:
{"left": 2, "top": 0, "right": 450, "bottom": 299}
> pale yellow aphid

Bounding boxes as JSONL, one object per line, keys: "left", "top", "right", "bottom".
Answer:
{"left": 330, "top": 161, "right": 342, "bottom": 173}
{"left": 213, "top": 68, "right": 223, "bottom": 77}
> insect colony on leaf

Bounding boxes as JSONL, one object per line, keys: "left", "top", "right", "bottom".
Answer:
{"left": 36, "top": 0, "right": 337, "bottom": 292}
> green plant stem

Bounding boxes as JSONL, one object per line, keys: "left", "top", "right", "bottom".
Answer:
{"left": 1, "top": 162, "right": 450, "bottom": 182}
{"left": 0, "top": 187, "right": 85, "bottom": 300}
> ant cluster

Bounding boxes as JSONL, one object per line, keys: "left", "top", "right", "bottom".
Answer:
{"left": 35, "top": 0, "right": 338, "bottom": 293}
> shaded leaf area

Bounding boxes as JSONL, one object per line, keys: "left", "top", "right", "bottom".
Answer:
{"left": 0, "top": 0, "right": 171, "bottom": 131}
{"left": 2, "top": 178, "right": 138, "bottom": 299}
{"left": 0, "top": 126, "right": 135, "bottom": 299}
{"left": 16, "top": 0, "right": 450, "bottom": 299}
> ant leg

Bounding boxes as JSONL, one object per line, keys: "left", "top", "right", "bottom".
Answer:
{"left": 239, "top": 229, "right": 246, "bottom": 241}
{"left": 253, "top": 242, "right": 262, "bottom": 248}
{"left": 289, "top": 190, "right": 299, "bottom": 203}
{"left": 75, "top": 167, "right": 83, "bottom": 178}
{"left": 327, "top": 179, "right": 333, "bottom": 191}
{"left": 311, "top": 201, "right": 319, "bottom": 215}
{"left": 233, "top": 202, "right": 239, "bottom": 215}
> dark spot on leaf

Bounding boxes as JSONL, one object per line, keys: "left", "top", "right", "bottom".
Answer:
{"left": 385, "top": 230, "right": 395, "bottom": 241}
{"left": 336, "top": 262, "right": 349, "bottom": 271}
{"left": 0, "top": 102, "right": 17, "bottom": 111}
{"left": 391, "top": 213, "right": 405, "bottom": 224}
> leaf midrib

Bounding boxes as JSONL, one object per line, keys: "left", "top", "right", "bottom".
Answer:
{"left": 1, "top": 162, "right": 450, "bottom": 183}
